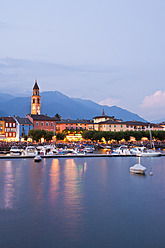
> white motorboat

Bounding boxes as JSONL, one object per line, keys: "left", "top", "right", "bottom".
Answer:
{"left": 37, "top": 145, "right": 56, "bottom": 156}
{"left": 34, "top": 155, "right": 42, "bottom": 162}
{"left": 115, "top": 145, "right": 131, "bottom": 155}
{"left": 23, "top": 146, "right": 38, "bottom": 157}
{"left": 83, "top": 147, "right": 94, "bottom": 153}
{"left": 10, "top": 146, "right": 22, "bottom": 156}
{"left": 137, "top": 149, "right": 161, "bottom": 157}
{"left": 130, "top": 163, "right": 146, "bottom": 174}
{"left": 130, "top": 147, "right": 146, "bottom": 155}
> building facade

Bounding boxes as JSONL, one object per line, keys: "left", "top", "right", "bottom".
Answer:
{"left": 0, "top": 118, "right": 5, "bottom": 140}
{"left": 27, "top": 114, "right": 57, "bottom": 133}
{"left": 56, "top": 119, "right": 94, "bottom": 133}
{"left": 14, "top": 116, "right": 33, "bottom": 141}
{"left": 4, "top": 117, "right": 17, "bottom": 141}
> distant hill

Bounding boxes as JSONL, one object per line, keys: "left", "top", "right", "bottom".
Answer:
{"left": 0, "top": 91, "right": 146, "bottom": 122}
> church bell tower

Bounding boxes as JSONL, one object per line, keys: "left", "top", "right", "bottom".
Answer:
{"left": 31, "top": 79, "right": 41, "bottom": 115}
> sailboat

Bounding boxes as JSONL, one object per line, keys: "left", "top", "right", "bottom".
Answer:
{"left": 137, "top": 131, "right": 161, "bottom": 157}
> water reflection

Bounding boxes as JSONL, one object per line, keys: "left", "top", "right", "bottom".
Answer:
{"left": 49, "top": 159, "right": 60, "bottom": 204}
{"left": 1, "top": 161, "right": 15, "bottom": 209}
{"left": 63, "top": 159, "right": 85, "bottom": 240}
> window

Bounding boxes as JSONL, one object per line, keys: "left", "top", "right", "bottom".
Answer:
{"left": 9, "top": 133, "right": 12, "bottom": 137}
{"left": 109, "top": 125, "right": 111, "bottom": 127}
{"left": 6, "top": 133, "right": 8, "bottom": 137}
{"left": 46, "top": 122, "right": 48, "bottom": 126}
{"left": 109, "top": 129, "right": 111, "bottom": 131}
{"left": 6, "top": 123, "right": 8, "bottom": 127}
{"left": 13, "top": 123, "right": 15, "bottom": 127}
{"left": 36, "top": 122, "right": 38, "bottom": 126}
{"left": 114, "top": 129, "right": 116, "bottom": 132}
{"left": 114, "top": 125, "right": 116, "bottom": 127}
{"left": 121, "top": 125, "right": 123, "bottom": 127}
{"left": 51, "top": 122, "right": 53, "bottom": 126}
{"left": 33, "top": 99, "right": 35, "bottom": 103}
{"left": 37, "top": 98, "right": 40, "bottom": 104}
{"left": 9, "top": 123, "right": 12, "bottom": 127}
{"left": 13, "top": 133, "right": 15, "bottom": 137}
{"left": 41, "top": 122, "right": 43, "bottom": 126}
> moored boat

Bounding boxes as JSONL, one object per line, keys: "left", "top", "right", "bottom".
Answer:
{"left": 10, "top": 146, "right": 22, "bottom": 156}
{"left": 34, "top": 155, "right": 42, "bottom": 162}
{"left": 130, "top": 163, "right": 146, "bottom": 174}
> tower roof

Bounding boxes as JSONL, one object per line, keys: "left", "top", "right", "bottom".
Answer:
{"left": 102, "top": 108, "right": 105, "bottom": 116}
{"left": 33, "top": 80, "right": 39, "bottom": 90}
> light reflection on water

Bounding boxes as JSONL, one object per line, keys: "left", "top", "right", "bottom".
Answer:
{"left": 1, "top": 161, "right": 15, "bottom": 209}
{"left": 1, "top": 157, "right": 165, "bottom": 247}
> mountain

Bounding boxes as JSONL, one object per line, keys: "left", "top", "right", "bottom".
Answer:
{"left": 0, "top": 91, "right": 146, "bottom": 122}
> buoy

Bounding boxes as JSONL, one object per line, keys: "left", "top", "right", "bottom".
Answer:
{"left": 149, "top": 172, "right": 153, "bottom": 176}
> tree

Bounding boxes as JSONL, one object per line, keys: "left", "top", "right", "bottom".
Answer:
{"left": 55, "top": 113, "right": 61, "bottom": 120}
{"left": 29, "top": 129, "right": 46, "bottom": 142}
{"left": 56, "top": 132, "right": 65, "bottom": 140}
{"left": 45, "top": 131, "right": 54, "bottom": 141}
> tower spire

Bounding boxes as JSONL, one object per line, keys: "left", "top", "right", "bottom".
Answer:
{"left": 102, "top": 108, "right": 105, "bottom": 116}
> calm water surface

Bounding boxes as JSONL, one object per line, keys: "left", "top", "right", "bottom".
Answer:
{"left": 0, "top": 156, "right": 165, "bottom": 248}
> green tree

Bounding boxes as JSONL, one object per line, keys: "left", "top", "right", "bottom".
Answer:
{"left": 56, "top": 132, "right": 65, "bottom": 140}
{"left": 45, "top": 131, "right": 54, "bottom": 141}
{"left": 55, "top": 113, "right": 61, "bottom": 120}
{"left": 28, "top": 129, "right": 46, "bottom": 142}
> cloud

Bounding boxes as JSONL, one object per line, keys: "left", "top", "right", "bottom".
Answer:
{"left": 139, "top": 90, "right": 165, "bottom": 121}
{"left": 140, "top": 90, "right": 165, "bottom": 109}
{"left": 99, "top": 97, "right": 120, "bottom": 107}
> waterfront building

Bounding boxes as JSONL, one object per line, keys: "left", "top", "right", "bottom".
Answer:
{"left": 3, "top": 117, "right": 17, "bottom": 141}
{"left": 56, "top": 119, "right": 94, "bottom": 133}
{"left": 0, "top": 118, "right": 5, "bottom": 141}
{"left": 152, "top": 123, "right": 164, "bottom": 131}
{"left": 97, "top": 120, "right": 153, "bottom": 132}
{"left": 157, "top": 122, "right": 165, "bottom": 131}
{"left": 27, "top": 114, "right": 57, "bottom": 133}
{"left": 14, "top": 116, "right": 33, "bottom": 141}
{"left": 93, "top": 110, "right": 122, "bottom": 130}
{"left": 98, "top": 120, "right": 127, "bottom": 132}
{"left": 31, "top": 80, "right": 41, "bottom": 115}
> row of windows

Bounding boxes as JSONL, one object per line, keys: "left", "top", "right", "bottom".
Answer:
{"left": 6, "top": 133, "right": 16, "bottom": 137}
{"left": 6, "top": 123, "right": 16, "bottom": 127}
{"left": 36, "top": 122, "right": 54, "bottom": 127}
{"left": 5, "top": 128, "right": 16, "bottom": 132}
{"left": 32, "top": 98, "right": 40, "bottom": 104}
{"left": 65, "top": 123, "right": 86, "bottom": 126}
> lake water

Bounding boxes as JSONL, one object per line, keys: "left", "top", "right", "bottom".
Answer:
{"left": 0, "top": 156, "right": 165, "bottom": 248}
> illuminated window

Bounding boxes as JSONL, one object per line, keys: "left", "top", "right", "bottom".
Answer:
{"left": 6, "top": 123, "right": 8, "bottom": 127}
{"left": 6, "top": 133, "right": 8, "bottom": 137}
{"left": 13, "top": 123, "right": 15, "bottom": 127}
{"left": 9, "top": 123, "right": 12, "bottom": 127}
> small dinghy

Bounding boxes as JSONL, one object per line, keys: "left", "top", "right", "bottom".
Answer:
{"left": 130, "top": 163, "right": 146, "bottom": 174}
{"left": 34, "top": 155, "right": 42, "bottom": 162}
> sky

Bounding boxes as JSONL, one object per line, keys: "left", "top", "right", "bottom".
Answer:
{"left": 0, "top": 0, "right": 165, "bottom": 121}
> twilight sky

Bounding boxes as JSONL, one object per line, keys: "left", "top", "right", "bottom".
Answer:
{"left": 0, "top": 0, "right": 165, "bottom": 121}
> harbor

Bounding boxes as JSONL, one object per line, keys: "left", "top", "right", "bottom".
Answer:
{"left": 0, "top": 156, "right": 165, "bottom": 248}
